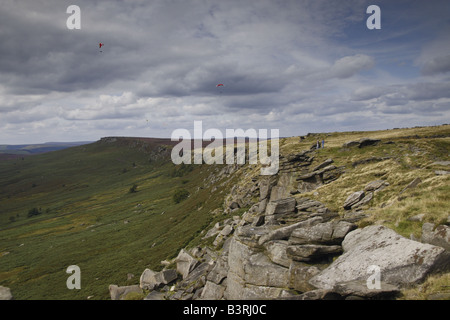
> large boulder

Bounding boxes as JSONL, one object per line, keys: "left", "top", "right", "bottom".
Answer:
{"left": 139, "top": 269, "right": 157, "bottom": 290}
{"left": 358, "top": 138, "right": 381, "bottom": 148}
{"left": 288, "top": 262, "right": 321, "bottom": 292}
{"left": 176, "top": 249, "right": 199, "bottom": 279}
{"left": 289, "top": 220, "right": 356, "bottom": 245}
{"left": 155, "top": 269, "right": 178, "bottom": 286}
{"left": 0, "top": 286, "right": 13, "bottom": 300}
{"left": 352, "top": 192, "right": 373, "bottom": 209}
{"left": 332, "top": 280, "right": 400, "bottom": 300}
{"left": 226, "top": 238, "right": 289, "bottom": 299}
{"left": 200, "top": 281, "right": 226, "bottom": 300}
{"left": 342, "top": 138, "right": 380, "bottom": 149}
{"left": 139, "top": 268, "right": 176, "bottom": 290}
{"left": 421, "top": 223, "right": 450, "bottom": 251}
{"left": 265, "top": 197, "right": 298, "bottom": 224}
{"left": 207, "top": 256, "right": 228, "bottom": 285}
{"left": 265, "top": 197, "right": 296, "bottom": 215}
{"left": 109, "top": 284, "right": 142, "bottom": 300}
{"left": 258, "top": 217, "right": 323, "bottom": 246}
{"left": 342, "top": 140, "right": 360, "bottom": 148}
{"left": 144, "top": 291, "right": 165, "bottom": 300}
{"left": 364, "top": 180, "right": 389, "bottom": 192}
{"left": 309, "top": 225, "right": 450, "bottom": 289}
{"left": 264, "top": 240, "right": 291, "bottom": 267}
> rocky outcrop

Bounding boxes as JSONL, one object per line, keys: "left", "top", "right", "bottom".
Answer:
{"left": 279, "top": 150, "right": 314, "bottom": 174}
{"left": 224, "top": 196, "right": 358, "bottom": 300}
{"left": 111, "top": 145, "right": 449, "bottom": 301}
{"left": 343, "top": 191, "right": 365, "bottom": 210}
{"left": 342, "top": 138, "right": 381, "bottom": 149}
{"left": 114, "top": 192, "right": 450, "bottom": 301}
{"left": 343, "top": 180, "right": 389, "bottom": 210}
{"left": 227, "top": 238, "right": 290, "bottom": 299}
{"left": 296, "top": 158, "right": 345, "bottom": 194}
{"left": 352, "top": 156, "right": 391, "bottom": 168}
{"left": 400, "top": 177, "right": 422, "bottom": 194}
{"left": 289, "top": 220, "right": 357, "bottom": 245}
{"left": 123, "top": 194, "right": 364, "bottom": 300}
{"left": 364, "top": 180, "right": 389, "bottom": 192}
{"left": 309, "top": 225, "right": 450, "bottom": 290}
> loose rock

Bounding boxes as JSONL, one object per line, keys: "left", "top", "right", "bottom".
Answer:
{"left": 343, "top": 191, "right": 365, "bottom": 210}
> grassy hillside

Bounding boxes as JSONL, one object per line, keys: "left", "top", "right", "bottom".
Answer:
{"left": 0, "top": 138, "right": 231, "bottom": 299}
{"left": 0, "top": 125, "right": 449, "bottom": 300}
{"left": 280, "top": 125, "right": 450, "bottom": 239}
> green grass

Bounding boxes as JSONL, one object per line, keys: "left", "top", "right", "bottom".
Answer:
{"left": 0, "top": 139, "right": 230, "bottom": 299}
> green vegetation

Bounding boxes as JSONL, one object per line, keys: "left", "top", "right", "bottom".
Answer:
{"left": 0, "top": 138, "right": 230, "bottom": 300}
{"left": 27, "top": 207, "right": 42, "bottom": 218}
{"left": 173, "top": 189, "right": 190, "bottom": 204}
{"left": 1, "top": 125, "right": 449, "bottom": 300}
{"left": 170, "top": 163, "right": 194, "bottom": 177}
{"left": 128, "top": 184, "right": 138, "bottom": 194}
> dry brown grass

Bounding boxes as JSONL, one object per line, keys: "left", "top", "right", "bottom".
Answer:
{"left": 400, "top": 273, "right": 450, "bottom": 300}
{"left": 279, "top": 125, "right": 450, "bottom": 238}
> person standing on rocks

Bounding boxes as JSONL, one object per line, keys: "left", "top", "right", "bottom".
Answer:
{"left": 317, "top": 140, "right": 320, "bottom": 149}
{"left": 322, "top": 139, "right": 325, "bottom": 148}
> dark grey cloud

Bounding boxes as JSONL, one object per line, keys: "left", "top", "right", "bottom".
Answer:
{"left": 421, "top": 55, "right": 450, "bottom": 76}
{"left": 352, "top": 82, "right": 450, "bottom": 103}
{"left": 0, "top": 0, "right": 449, "bottom": 143}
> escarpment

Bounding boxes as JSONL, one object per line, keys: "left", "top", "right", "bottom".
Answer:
{"left": 109, "top": 136, "right": 450, "bottom": 300}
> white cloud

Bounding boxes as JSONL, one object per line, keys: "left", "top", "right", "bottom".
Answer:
{"left": 329, "top": 54, "right": 375, "bottom": 79}
{"left": 0, "top": 0, "right": 449, "bottom": 143}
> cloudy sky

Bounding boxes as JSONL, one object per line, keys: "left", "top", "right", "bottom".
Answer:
{"left": 1, "top": 0, "right": 449, "bottom": 144}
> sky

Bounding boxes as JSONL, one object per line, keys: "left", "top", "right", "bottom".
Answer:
{"left": 1, "top": 0, "right": 450, "bottom": 144}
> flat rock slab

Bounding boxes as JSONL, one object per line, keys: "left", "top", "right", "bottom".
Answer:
{"left": 309, "top": 225, "right": 450, "bottom": 289}
{"left": 265, "top": 198, "right": 296, "bottom": 215}
{"left": 333, "top": 280, "right": 400, "bottom": 300}
{"left": 289, "top": 220, "right": 356, "bottom": 245}
{"left": 286, "top": 244, "right": 342, "bottom": 262}
{"left": 343, "top": 191, "right": 365, "bottom": 210}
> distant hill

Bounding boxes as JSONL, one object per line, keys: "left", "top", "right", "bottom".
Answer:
{"left": 0, "top": 141, "right": 93, "bottom": 157}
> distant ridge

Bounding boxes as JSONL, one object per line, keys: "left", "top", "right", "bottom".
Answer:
{"left": 0, "top": 141, "right": 93, "bottom": 156}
